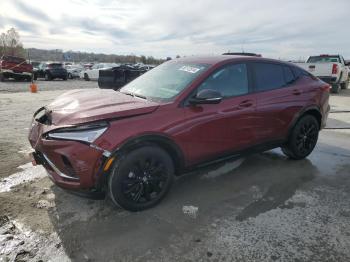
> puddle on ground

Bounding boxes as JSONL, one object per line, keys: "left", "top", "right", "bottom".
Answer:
{"left": 202, "top": 158, "right": 246, "bottom": 179}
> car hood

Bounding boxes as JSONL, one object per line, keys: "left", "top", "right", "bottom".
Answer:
{"left": 46, "top": 89, "right": 159, "bottom": 126}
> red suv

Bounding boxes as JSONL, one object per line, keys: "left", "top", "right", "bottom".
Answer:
{"left": 29, "top": 55, "right": 330, "bottom": 211}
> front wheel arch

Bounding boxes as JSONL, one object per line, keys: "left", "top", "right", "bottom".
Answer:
{"left": 110, "top": 134, "right": 185, "bottom": 176}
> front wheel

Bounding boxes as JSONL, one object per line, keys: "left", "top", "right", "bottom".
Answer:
{"left": 282, "top": 115, "right": 319, "bottom": 160}
{"left": 108, "top": 146, "right": 174, "bottom": 211}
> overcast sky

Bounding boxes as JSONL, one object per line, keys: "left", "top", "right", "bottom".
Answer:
{"left": 0, "top": 0, "right": 349, "bottom": 59}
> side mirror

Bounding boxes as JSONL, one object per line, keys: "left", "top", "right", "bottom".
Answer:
{"left": 189, "top": 89, "right": 223, "bottom": 105}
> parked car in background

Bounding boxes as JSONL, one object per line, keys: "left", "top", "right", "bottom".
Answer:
{"left": 80, "top": 63, "right": 119, "bottom": 81}
{"left": 29, "top": 55, "right": 330, "bottom": 211}
{"left": 65, "top": 64, "right": 83, "bottom": 79}
{"left": 0, "top": 55, "right": 33, "bottom": 81}
{"left": 34, "top": 62, "right": 68, "bottom": 81}
{"left": 98, "top": 64, "right": 148, "bottom": 90}
{"left": 296, "top": 54, "right": 349, "bottom": 93}
{"left": 346, "top": 60, "right": 350, "bottom": 72}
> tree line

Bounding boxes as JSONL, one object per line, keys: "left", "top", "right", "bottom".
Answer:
{"left": 0, "top": 28, "right": 164, "bottom": 65}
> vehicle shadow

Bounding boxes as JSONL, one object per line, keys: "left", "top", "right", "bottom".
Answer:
{"left": 47, "top": 148, "right": 323, "bottom": 261}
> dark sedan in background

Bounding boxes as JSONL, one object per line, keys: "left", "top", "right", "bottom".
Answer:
{"left": 34, "top": 62, "right": 68, "bottom": 81}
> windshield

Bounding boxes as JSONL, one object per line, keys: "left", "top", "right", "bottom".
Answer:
{"left": 307, "top": 56, "right": 340, "bottom": 63}
{"left": 120, "top": 61, "right": 209, "bottom": 101}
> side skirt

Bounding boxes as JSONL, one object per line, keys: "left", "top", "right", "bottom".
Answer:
{"left": 182, "top": 140, "right": 285, "bottom": 174}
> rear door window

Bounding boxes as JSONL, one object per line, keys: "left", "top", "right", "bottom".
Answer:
{"left": 253, "top": 63, "right": 285, "bottom": 92}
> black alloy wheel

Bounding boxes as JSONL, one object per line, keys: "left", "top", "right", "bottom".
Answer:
{"left": 108, "top": 146, "right": 174, "bottom": 211}
{"left": 282, "top": 115, "right": 319, "bottom": 160}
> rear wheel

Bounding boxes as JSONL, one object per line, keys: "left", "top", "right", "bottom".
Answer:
{"left": 108, "top": 146, "right": 174, "bottom": 211}
{"left": 84, "top": 73, "right": 90, "bottom": 81}
{"left": 331, "top": 84, "right": 340, "bottom": 93}
{"left": 282, "top": 115, "right": 319, "bottom": 160}
{"left": 341, "top": 80, "right": 349, "bottom": 90}
{"left": 331, "top": 84, "right": 340, "bottom": 94}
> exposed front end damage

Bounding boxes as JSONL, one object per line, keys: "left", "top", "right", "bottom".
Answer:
{"left": 28, "top": 107, "right": 112, "bottom": 199}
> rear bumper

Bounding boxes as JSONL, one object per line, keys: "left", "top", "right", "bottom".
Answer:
{"left": 1, "top": 69, "right": 32, "bottom": 76}
{"left": 319, "top": 76, "right": 337, "bottom": 84}
{"left": 50, "top": 73, "right": 67, "bottom": 78}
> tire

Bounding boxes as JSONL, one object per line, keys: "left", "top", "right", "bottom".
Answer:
{"left": 341, "top": 81, "right": 349, "bottom": 90}
{"left": 84, "top": 73, "right": 90, "bottom": 81}
{"left": 108, "top": 146, "right": 174, "bottom": 211}
{"left": 282, "top": 115, "right": 319, "bottom": 160}
{"left": 0, "top": 73, "right": 4, "bottom": 82}
{"left": 62, "top": 76, "right": 67, "bottom": 81}
{"left": 33, "top": 74, "right": 37, "bottom": 81}
{"left": 331, "top": 84, "right": 340, "bottom": 94}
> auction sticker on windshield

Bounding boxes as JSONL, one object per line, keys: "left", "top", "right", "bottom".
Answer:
{"left": 179, "top": 65, "right": 202, "bottom": 74}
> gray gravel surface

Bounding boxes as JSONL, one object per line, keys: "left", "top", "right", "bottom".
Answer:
{"left": 0, "top": 79, "right": 97, "bottom": 93}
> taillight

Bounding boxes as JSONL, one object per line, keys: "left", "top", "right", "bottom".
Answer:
{"left": 321, "top": 85, "right": 331, "bottom": 92}
{"left": 331, "top": 64, "right": 338, "bottom": 74}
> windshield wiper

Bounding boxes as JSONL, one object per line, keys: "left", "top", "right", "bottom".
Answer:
{"left": 121, "top": 91, "right": 147, "bottom": 100}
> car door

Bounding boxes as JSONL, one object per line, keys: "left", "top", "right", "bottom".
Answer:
{"left": 89, "top": 64, "right": 99, "bottom": 80}
{"left": 181, "top": 63, "right": 258, "bottom": 165}
{"left": 253, "top": 62, "right": 308, "bottom": 143}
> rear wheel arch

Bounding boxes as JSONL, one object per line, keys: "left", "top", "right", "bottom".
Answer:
{"left": 111, "top": 134, "right": 185, "bottom": 175}
{"left": 302, "top": 109, "right": 322, "bottom": 129}
{"left": 287, "top": 107, "right": 322, "bottom": 139}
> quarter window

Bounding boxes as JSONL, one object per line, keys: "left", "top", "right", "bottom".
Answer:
{"left": 283, "top": 66, "right": 295, "bottom": 85}
{"left": 197, "top": 64, "right": 248, "bottom": 97}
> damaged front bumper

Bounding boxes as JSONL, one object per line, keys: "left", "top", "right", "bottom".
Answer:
{"left": 28, "top": 108, "right": 113, "bottom": 199}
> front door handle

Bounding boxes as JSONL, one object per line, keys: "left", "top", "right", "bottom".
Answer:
{"left": 292, "top": 89, "right": 301, "bottom": 95}
{"left": 238, "top": 100, "right": 254, "bottom": 108}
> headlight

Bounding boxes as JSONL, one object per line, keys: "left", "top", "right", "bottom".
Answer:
{"left": 47, "top": 122, "right": 108, "bottom": 143}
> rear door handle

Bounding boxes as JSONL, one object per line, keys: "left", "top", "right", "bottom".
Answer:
{"left": 292, "top": 89, "right": 301, "bottom": 95}
{"left": 238, "top": 100, "right": 254, "bottom": 108}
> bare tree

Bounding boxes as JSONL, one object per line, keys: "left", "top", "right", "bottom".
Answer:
{"left": 0, "top": 28, "right": 25, "bottom": 57}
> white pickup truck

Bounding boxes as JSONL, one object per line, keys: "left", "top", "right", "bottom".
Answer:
{"left": 296, "top": 55, "right": 350, "bottom": 93}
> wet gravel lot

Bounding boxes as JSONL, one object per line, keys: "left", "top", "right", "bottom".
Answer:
{"left": 0, "top": 80, "right": 350, "bottom": 261}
